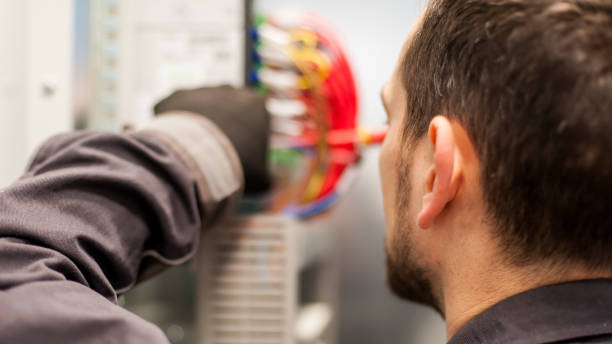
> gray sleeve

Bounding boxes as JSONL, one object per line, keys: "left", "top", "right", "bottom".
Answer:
{"left": 0, "top": 113, "right": 243, "bottom": 343}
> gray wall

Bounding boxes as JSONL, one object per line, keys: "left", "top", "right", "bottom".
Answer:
{"left": 254, "top": 1, "right": 447, "bottom": 343}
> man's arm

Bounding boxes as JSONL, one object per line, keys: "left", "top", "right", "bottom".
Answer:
{"left": 0, "top": 113, "right": 243, "bottom": 343}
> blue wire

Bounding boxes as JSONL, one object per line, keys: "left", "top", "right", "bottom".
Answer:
{"left": 284, "top": 191, "right": 341, "bottom": 219}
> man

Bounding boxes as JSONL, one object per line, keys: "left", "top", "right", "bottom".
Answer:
{"left": 380, "top": 0, "right": 612, "bottom": 343}
{"left": 1, "top": 0, "right": 612, "bottom": 343}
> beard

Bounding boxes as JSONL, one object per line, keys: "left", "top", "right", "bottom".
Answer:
{"left": 385, "top": 146, "right": 444, "bottom": 315}
{"left": 385, "top": 233, "right": 443, "bottom": 315}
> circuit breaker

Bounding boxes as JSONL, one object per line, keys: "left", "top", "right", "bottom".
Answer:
{"left": 88, "top": 0, "right": 247, "bottom": 131}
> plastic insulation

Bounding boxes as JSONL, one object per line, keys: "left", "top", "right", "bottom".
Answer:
{"left": 289, "top": 127, "right": 388, "bottom": 148}
{"left": 254, "top": 10, "right": 376, "bottom": 219}
{"left": 285, "top": 191, "right": 341, "bottom": 219}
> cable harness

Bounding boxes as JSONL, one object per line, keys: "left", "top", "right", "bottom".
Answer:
{"left": 251, "top": 10, "right": 386, "bottom": 219}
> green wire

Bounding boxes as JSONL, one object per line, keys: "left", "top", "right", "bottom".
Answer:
{"left": 269, "top": 149, "right": 301, "bottom": 167}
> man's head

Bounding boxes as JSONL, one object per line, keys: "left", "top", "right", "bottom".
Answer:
{"left": 380, "top": 0, "right": 612, "bottom": 315}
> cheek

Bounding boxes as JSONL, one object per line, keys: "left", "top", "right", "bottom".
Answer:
{"left": 379, "top": 129, "right": 401, "bottom": 232}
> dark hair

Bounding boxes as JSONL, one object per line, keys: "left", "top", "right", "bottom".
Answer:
{"left": 402, "top": 0, "right": 612, "bottom": 269}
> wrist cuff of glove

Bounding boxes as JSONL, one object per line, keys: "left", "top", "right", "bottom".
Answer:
{"left": 137, "top": 111, "right": 244, "bottom": 224}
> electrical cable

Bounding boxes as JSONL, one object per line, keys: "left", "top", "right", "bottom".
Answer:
{"left": 252, "top": 10, "right": 386, "bottom": 219}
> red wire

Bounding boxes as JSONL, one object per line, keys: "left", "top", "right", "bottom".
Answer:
{"left": 308, "top": 22, "right": 359, "bottom": 198}
{"left": 267, "top": 11, "right": 360, "bottom": 202}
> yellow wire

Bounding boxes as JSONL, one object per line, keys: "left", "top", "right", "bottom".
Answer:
{"left": 286, "top": 28, "right": 332, "bottom": 204}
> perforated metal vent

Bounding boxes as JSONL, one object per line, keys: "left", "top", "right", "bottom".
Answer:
{"left": 197, "top": 215, "right": 297, "bottom": 344}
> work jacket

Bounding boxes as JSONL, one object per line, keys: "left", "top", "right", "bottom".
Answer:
{"left": 0, "top": 113, "right": 242, "bottom": 343}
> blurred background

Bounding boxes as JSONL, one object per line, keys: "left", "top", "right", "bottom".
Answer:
{"left": 0, "top": 0, "right": 445, "bottom": 343}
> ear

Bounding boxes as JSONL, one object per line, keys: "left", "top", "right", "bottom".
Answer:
{"left": 417, "top": 116, "right": 462, "bottom": 229}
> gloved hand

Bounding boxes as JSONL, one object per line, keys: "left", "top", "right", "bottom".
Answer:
{"left": 154, "top": 85, "right": 271, "bottom": 194}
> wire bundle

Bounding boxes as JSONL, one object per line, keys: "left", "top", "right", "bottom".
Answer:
{"left": 251, "top": 10, "right": 372, "bottom": 219}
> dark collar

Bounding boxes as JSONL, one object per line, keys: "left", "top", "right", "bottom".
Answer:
{"left": 448, "top": 279, "right": 612, "bottom": 344}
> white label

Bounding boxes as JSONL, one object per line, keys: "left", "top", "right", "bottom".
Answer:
{"left": 118, "top": 0, "right": 245, "bottom": 127}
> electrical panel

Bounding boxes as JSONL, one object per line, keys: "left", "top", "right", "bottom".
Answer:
{"left": 85, "top": 3, "right": 344, "bottom": 344}
{"left": 197, "top": 215, "right": 337, "bottom": 344}
{"left": 88, "top": 0, "right": 246, "bottom": 131}
{"left": 197, "top": 216, "right": 298, "bottom": 344}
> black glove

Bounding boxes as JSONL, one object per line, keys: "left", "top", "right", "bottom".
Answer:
{"left": 154, "top": 85, "right": 271, "bottom": 194}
